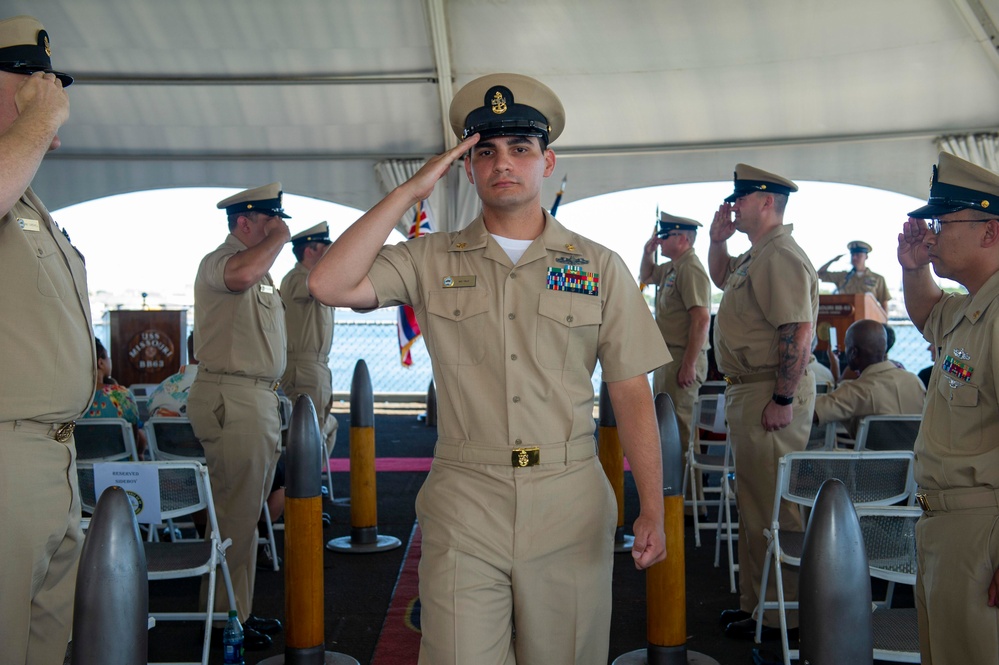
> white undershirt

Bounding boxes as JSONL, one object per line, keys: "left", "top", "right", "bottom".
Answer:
{"left": 491, "top": 234, "right": 534, "bottom": 264}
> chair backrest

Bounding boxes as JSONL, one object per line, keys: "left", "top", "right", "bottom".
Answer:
{"left": 855, "top": 415, "right": 922, "bottom": 451}
{"left": 776, "top": 451, "right": 917, "bottom": 517}
{"left": 77, "top": 460, "right": 211, "bottom": 521}
{"left": 691, "top": 393, "right": 727, "bottom": 446}
{"left": 145, "top": 417, "right": 205, "bottom": 461}
{"left": 815, "top": 382, "right": 831, "bottom": 394}
{"left": 699, "top": 381, "right": 728, "bottom": 395}
{"left": 74, "top": 418, "right": 138, "bottom": 462}
{"left": 855, "top": 505, "right": 921, "bottom": 585}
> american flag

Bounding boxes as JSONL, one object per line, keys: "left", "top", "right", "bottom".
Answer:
{"left": 398, "top": 200, "right": 434, "bottom": 366}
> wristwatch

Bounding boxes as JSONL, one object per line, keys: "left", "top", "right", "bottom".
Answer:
{"left": 771, "top": 393, "right": 794, "bottom": 406}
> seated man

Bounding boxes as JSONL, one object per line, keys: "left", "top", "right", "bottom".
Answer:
{"left": 813, "top": 319, "right": 925, "bottom": 439}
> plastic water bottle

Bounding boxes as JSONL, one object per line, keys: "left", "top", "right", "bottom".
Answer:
{"left": 222, "top": 610, "right": 244, "bottom": 664}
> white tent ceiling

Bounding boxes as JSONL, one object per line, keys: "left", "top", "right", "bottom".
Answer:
{"left": 14, "top": 0, "right": 999, "bottom": 222}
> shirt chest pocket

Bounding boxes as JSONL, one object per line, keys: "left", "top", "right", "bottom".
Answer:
{"left": 536, "top": 291, "right": 602, "bottom": 370}
{"left": 936, "top": 378, "right": 983, "bottom": 452}
{"left": 426, "top": 289, "right": 492, "bottom": 365}
{"left": 255, "top": 287, "right": 280, "bottom": 332}
{"left": 25, "top": 229, "right": 71, "bottom": 299}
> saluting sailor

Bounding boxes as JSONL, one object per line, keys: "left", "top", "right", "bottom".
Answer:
{"left": 309, "top": 72, "right": 671, "bottom": 664}
{"left": 187, "top": 183, "right": 288, "bottom": 650}
{"left": 281, "top": 222, "right": 338, "bottom": 458}
{"left": 817, "top": 240, "right": 891, "bottom": 311}
{"left": 898, "top": 152, "right": 999, "bottom": 665}
{"left": 639, "top": 212, "right": 712, "bottom": 454}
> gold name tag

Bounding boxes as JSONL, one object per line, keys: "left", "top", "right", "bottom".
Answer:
{"left": 512, "top": 447, "right": 540, "bottom": 468}
{"left": 259, "top": 284, "right": 275, "bottom": 294}
{"left": 442, "top": 275, "right": 476, "bottom": 288}
{"left": 18, "top": 218, "right": 40, "bottom": 232}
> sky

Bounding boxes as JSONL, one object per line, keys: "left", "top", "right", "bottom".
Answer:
{"left": 53, "top": 179, "right": 941, "bottom": 322}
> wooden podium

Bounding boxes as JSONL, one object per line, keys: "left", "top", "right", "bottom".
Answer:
{"left": 103, "top": 310, "right": 188, "bottom": 387}
{"left": 816, "top": 294, "right": 887, "bottom": 352}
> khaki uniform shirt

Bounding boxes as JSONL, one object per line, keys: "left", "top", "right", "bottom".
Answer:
{"left": 281, "top": 262, "right": 333, "bottom": 362}
{"left": 193, "top": 234, "right": 286, "bottom": 380}
{"left": 649, "top": 247, "right": 711, "bottom": 357}
{"left": 714, "top": 224, "right": 819, "bottom": 376}
{"left": 916, "top": 270, "right": 999, "bottom": 491}
{"left": 814, "top": 360, "right": 926, "bottom": 438}
{"left": 818, "top": 267, "right": 891, "bottom": 305}
{"left": 1, "top": 187, "right": 95, "bottom": 422}
{"left": 365, "top": 212, "right": 671, "bottom": 446}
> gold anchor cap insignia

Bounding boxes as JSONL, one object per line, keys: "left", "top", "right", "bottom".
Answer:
{"left": 983, "top": 200, "right": 990, "bottom": 208}
{"left": 455, "top": 242, "right": 467, "bottom": 249}
{"left": 44, "top": 35, "right": 52, "bottom": 57}
{"left": 491, "top": 90, "right": 508, "bottom": 115}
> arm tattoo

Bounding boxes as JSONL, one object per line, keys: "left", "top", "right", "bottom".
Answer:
{"left": 776, "top": 322, "right": 807, "bottom": 394}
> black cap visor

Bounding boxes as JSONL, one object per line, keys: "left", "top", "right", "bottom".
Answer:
{"left": 0, "top": 63, "right": 73, "bottom": 86}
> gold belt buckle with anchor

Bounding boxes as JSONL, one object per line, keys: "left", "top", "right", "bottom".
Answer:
{"left": 54, "top": 421, "right": 76, "bottom": 443}
{"left": 512, "top": 446, "right": 540, "bottom": 468}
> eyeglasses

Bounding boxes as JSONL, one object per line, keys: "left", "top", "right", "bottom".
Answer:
{"left": 660, "top": 232, "right": 684, "bottom": 240}
{"left": 928, "top": 218, "right": 997, "bottom": 234}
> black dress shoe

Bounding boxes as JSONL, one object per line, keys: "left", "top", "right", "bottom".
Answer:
{"left": 718, "top": 608, "right": 752, "bottom": 628}
{"left": 210, "top": 624, "right": 272, "bottom": 651}
{"left": 245, "top": 614, "right": 283, "bottom": 635}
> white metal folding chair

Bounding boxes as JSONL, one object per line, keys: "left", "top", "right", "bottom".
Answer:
{"left": 74, "top": 417, "right": 139, "bottom": 462}
{"left": 145, "top": 416, "right": 280, "bottom": 571}
{"left": 128, "top": 383, "right": 161, "bottom": 398}
{"left": 77, "top": 461, "right": 236, "bottom": 665}
{"left": 756, "top": 450, "right": 917, "bottom": 665}
{"left": 854, "top": 414, "right": 922, "bottom": 452}
{"left": 856, "top": 505, "right": 922, "bottom": 663}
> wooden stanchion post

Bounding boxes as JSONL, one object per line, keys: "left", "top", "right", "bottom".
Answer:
{"left": 598, "top": 381, "right": 634, "bottom": 553}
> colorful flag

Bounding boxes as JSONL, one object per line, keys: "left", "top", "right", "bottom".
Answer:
{"left": 397, "top": 200, "right": 434, "bottom": 366}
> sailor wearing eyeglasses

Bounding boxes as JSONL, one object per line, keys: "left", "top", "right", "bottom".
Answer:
{"left": 638, "top": 212, "right": 711, "bottom": 452}
{"left": 898, "top": 151, "right": 999, "bottom": 665}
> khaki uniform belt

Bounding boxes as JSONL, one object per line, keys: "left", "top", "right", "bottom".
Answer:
{"left": 0, "top": 420, "right": 77, "bottom": 443}
{"left": 200, "top": 370, "right": 280, "bottom": 391}
{"left": 724, "top": 371, "right": 776, "bottom": 386}
{"left": 434, "top": 436, "right": 596, "bottom": 468}
{"left": 915, "top": 487, "right": 999, "bottom": 513}
{"left": 287, "top": 352, "right": 329, "bottom": 363}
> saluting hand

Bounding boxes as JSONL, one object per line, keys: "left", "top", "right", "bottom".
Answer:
{"left": 643, "top": 236, "right": 661, "bottom": 258}
{"left": 898, "top": 217, "right": 932, "bottom": 270}
{"left": 400, "top": 133, "right": 481, "bottom": 204}
{"left": 263, "top": 215, "right": 291, "bottom": 243}
{"left": 710, "top": 203, "right": 736, "bottom": 243}
{"left": 14, "top": 72, "right": 70, "bottom": 149}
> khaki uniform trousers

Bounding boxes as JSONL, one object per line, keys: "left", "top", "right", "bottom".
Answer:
{"left": 0, "top": 425, "right": 83, "bottom": 665}
{"left": 653, "top": 351, "right": 707, "bottom": 455}
{"left": 415, "top": 455, "right": 616, "bottom": 665}
{"left": 726, "top": 373, "right": 815, "bottom": 627}
{"left": 282, "top": 359, "right": 337, "bottom": 458}
{"left": 187, "top": 380, "right": 281, "bottom": 621}
{"left": 916, "top": 502, "right": 999, "bottom": 664}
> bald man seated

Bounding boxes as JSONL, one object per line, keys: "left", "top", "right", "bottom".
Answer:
{"left": 813, "top": 319, "right": 926, "bottom": 439}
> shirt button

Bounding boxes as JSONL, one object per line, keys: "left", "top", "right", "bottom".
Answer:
{"left": 511, "top": 354, "right": 518, "bottom": 361}
{"left": 566, "top": 315, "right": 574, "bottom": 323}
{"left": 508, "top": 313, "right": 515, "bottom": 320}
{"left": 515, "top": 438, "right": 523, "bottom": 445}
{"left": 510, "top": 272, "right": 518, "bottom": 279}
{"left": 453, "top": 309, "right": 461, "bottom": 316}
{"left": 512, "top": 396, "right": 520, "bottom": 403}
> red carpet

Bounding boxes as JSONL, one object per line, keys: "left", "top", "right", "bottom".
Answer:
{"left": 371, "top": 522, "right": 422, "bottom": 665}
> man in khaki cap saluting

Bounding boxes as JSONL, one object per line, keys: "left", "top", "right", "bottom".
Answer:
{"left": 899, "top": 152, "right": 999, "bottom": 664}
{"left": 281, "top": 222, "right": 338, "bottom": 459}
{"left": 187, "top": 183, "right": 289, "bottom": 650}
{"left": 817, "top": 240, "right": 891, "bottom": 311}
{"left": 708, "top": 164, "right": 818, "bottom": 643}
{"left": 639, "top": 212, "right": 711, "bottom": 455}
{"left": 309, "top": 73, "right": 670, "bottom": 664}
{"left": 0, "top": 15, "right": 94, "bottom": 664}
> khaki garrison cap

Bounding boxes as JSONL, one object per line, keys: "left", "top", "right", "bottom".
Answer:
{"left": 0, "top": 15, "right": 72, "bottom": 86}
{"left": 657, "top": 212, "right": 702, "bottom": 237}
{"left": 847, "top": 240, "right": 872, "bottom": 254}
{"left": 217, "top": 183, "right": 291, "bottom": 219}
{"left": 908, "top": 152, "right": 999, "bottom": 219}
{"left": 449, "top": 73, "right": 566, "bottom": 145}
{"left": 724, "top": 164, "right": 798, "bottom": 203}
{"left": 291, "top": 221, "right": 330, "bottom": 247}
